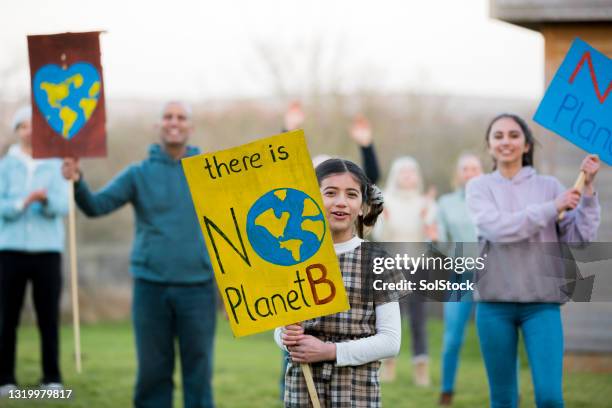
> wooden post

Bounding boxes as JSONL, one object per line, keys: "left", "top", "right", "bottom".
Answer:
{"left": 300, "top": 363, "right": 321, "bottom": 408}
{"left": 558, "top": 171, "right": 586, "bottom": 221}
{"left": 67, "top": 181, "right": 82, "bottom": 373}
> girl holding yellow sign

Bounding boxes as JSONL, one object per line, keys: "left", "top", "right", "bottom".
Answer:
{"left": 274, "top": 159, "right": 401, "bottom": 407}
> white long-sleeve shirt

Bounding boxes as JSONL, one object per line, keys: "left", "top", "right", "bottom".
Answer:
{"left": 274, "top": 236, "right": 401, "bottom": 366}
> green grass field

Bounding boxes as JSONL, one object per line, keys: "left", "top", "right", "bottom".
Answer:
{"left": 4, "top": 316, "right": 611, "bottom": 407}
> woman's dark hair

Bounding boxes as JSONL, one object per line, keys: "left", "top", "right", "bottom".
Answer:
{"left": 485, "top": 113, "right": 537, "bottom": 170}
{"left": 315, "top": 158, "right": 384, "bottom": 238}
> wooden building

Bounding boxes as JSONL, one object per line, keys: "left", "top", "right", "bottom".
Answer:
{"left": 490, "top": 0, "right": 612, "bottom": 364}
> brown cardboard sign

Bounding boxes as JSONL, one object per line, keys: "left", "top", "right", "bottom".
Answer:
{"left": 28, "top": 31, "right": 107, "bottom": 158}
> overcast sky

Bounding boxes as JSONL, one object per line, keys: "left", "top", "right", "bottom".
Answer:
{"left": 0, "top": 0, "right": 544, "bottom": 101}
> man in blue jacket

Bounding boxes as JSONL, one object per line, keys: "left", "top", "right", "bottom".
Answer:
{"left": 62, "top": 101, "right": 216, "bottom": 408}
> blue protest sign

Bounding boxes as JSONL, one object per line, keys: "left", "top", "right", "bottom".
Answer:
{"left": 534, "top": 38, "right": 612, "bottom": 165}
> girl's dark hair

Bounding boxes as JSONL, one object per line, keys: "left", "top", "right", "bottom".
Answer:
{"left": 315, "top": 158, "right": 384, "bottom": 238}
{"left": 485, "top": 113, "right": 536, "bottom": 170}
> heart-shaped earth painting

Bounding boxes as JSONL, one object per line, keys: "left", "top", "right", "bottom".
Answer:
{"left": 33, "top": 62, "right": 101, "bottom": 140}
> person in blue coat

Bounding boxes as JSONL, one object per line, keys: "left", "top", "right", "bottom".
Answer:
{"left": 62, "top": 101, "right": 216, "bottom": 408}
{"left": 0, "top": 106, "right": 69, "bottom": 396}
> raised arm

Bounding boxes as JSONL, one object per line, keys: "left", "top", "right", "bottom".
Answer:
{"left": 350, "top": 116, "right": 380, "bottom": 184}
{"left": 361, "top": 145, "right": 380, "bottom": 185}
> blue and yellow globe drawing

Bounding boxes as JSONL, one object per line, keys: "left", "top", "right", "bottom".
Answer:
{"left": 32, "top": 62, "right": 101, "bottom": 140}
{"left": 246, "top": 188, "right": 326, "bottom": 266}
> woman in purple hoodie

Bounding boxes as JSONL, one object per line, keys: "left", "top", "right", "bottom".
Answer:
{"left": 466, "top": 113, "right": 601, "bottom": 408}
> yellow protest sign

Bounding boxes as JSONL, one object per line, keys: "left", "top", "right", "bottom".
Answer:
{"left": 182, "top": 130, "right": 350, "bottom": 337}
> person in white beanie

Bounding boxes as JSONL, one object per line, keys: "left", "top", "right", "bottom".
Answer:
{"left": 0, "top": 106, "right": 69, "bottom": 396}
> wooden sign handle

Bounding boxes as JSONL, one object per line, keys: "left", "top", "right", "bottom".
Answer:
{"left": 558, "top": 171, "right": 586, "bottom": 221}
{"left": 300, "top": 363, "right": 321, "bottom": 408}
{"left": 68, "top": 181, "right": 82, "bottom": 373}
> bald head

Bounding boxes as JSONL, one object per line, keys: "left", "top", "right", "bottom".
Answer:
{"left": 160, "top": 101, "right": 193, "bottom": 120}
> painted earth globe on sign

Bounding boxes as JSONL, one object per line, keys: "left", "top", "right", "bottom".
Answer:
{"left": 33, "top": 62, "right": 101, "bottom": 140}
{"left": 246, "top": 188, "right": 326, "bottom": 266}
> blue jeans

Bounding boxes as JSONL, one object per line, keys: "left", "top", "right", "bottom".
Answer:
{"left": 440, "top": 271, "right": 475, "bottom": 393}
{"left": 441, "top": 301, "right": 474, "bottom": 393}
{"left": 477, "top": 302, "right": 564, "bottom": 408}
{"left": 132, "top": 279, "right": 217, "bottom": 408}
